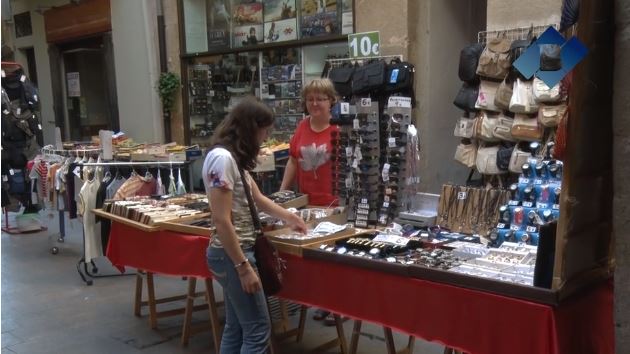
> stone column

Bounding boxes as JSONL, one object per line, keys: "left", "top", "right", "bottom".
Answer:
{"left": 162, "top": 0, "right": 185, "bottom": 145}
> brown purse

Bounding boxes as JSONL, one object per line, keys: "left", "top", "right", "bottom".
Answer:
{"left": 239, "top": 168, "right": 285, "bottom": 296}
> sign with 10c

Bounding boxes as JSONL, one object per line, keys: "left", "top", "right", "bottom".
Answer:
{"left": 348, "top": 31, "right": 380, "bottom": 58}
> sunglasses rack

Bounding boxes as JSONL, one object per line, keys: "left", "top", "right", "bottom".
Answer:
{"left": 378, "top": 106, "right": 413, "bottom": 226}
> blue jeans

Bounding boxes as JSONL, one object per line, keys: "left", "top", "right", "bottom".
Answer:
{"left": 207, "top": 246, "right": 271, "bottom": 354}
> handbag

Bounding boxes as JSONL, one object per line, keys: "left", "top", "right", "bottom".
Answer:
{"left": 494, "top": 77, "right": 514, "bottom": 110}
{"left": 538, "top": 103, "right": 567, "bottom": 127}
{"left": 493, "top": 114, "right": 516, "bottom": 141}
{"left": 454, "top": 139, "right": 477, "bottom": 168}
{"left": 496, "top": 144, "right": 514, "bottom": 171}
{"left": 458, "top": 43, "right": 485, "bottom": 83}
{"left": 238, "top": 168, "right": 285, "bottom": 296}
{"left": 384, "top": 58, "right": 415, "bottom": 93}
{"left": 476, "top": 145, "right": 506, "bottom": 175}
{"left": 476, "top": 35, "right": 512, "bottom": 80}
{"left": 511, "top": 113, "right": 543, "bottom": 141}
{"left": 474, "top": 111, "right": 501, "bottom": 142}
{"left": 533, "top": 77, "right": 562, "bottom": 103}
{"left": 540, "top": 44, "right": 562, "bottom": 71}
{"left": 453, "top": 116, "right": 475, "bottom": 138}
{"left": 509, "top": 78, "right": 539, "bottom": 114}
{"left": 352, "top": 60, "right": 386, "bottom": 94}
{"left": 475, "top": 80, "right": 501, "bottom": 112}
{"left": 453, "top": 82, "right": 479, "bottom": 112}
{"left": 509, "top": 142, "right": 532, "bottom": 173}
{"left": 328, "top": 64, "right": 355, "bottom": 98}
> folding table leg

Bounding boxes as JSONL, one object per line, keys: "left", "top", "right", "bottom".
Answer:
{"left": 181, "top": 277, "right": 197, "bottom": 346}
{"left": 296, "top": 305, "right": 308, "bottom": 343}
{"left": 349, "top": 320, "right": 362, "bottom": 354}
{"left": 205, "top": 278, "right": 223, "bottom": 354}
{"left": 134, "top": 271, "right": 143, "bottom": 317}
{"left": 384, "top": 327, "right": 397, "bottom": 354}
{"left": 146, "top": 272, "right": 158, "bottom": 329}
{"left": 334, "top": 314, "right": 348, "bottom": 354}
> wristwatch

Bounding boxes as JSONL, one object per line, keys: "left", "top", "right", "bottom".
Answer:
{"left": 234, "top": 259, "right": 249, "bottom": 269}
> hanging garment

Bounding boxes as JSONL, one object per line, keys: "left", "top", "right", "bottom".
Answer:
{"left": 106, "top": 175, "right": 127, "bottom": 200}
{"left": 78, "top": 177, "right": 102, "bottom": 263}
{"left": 135, "top": 173, "right": 156, "bottom": 197}
{"left": 176, "top": 168, "right": 186, "bottom": 195}
{"left": 113, "top": 174, "right": 143, "bottom": 200}
{"left": 155, "top": 170, "right": 165, "bottom": 196}
{"left": 168, "top": 169, "right": 177, "bottom": 195}
{"left": 95, "top": 173, "right": 113, "bottom": 251}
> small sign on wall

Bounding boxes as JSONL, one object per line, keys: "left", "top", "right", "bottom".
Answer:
{"left": 66, "top": 72, "right": 80, "bottom": 97}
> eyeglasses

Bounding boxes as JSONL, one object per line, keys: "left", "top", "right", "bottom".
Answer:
{"left": 306, "top": 97, "right": 330, "bottom": 104}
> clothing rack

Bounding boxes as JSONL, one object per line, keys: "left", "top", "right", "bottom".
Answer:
{"left": 326, "top": 54, "right": 404, "bottom": 69}
{"left": 477, "top": 24, "right": 559, "bottom": 44}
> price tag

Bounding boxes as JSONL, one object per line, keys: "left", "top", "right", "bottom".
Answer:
{"left": 382, "top": 163, "right": 390, "bottom": 182}
{"left": 510, "top": 225, "right": 521, "bottom": 231}
{"left": 387, "top": 96, "right": 412, "bottom": 108}
{"left": 496, "top": 223, "right": 506, "bottom": 229}
{"left": 2, "top": 175, "right": 8, "bottom": 182}
{"left": 388, "top": 137, "right": 396, "bottom": 148}
{"left": 522, "top": 201, "right": 533, "bottom": 208}
{"left": 526, "top": 226, "right": 538, "bottom": 233}
{"left": 358, "top": 203, "right": 370, "bottom": 209}
{"left": 16, "top": 108, "right": 21, "bottom": 115}
{"left": 386, "top": 257, "right": 397, "bottom": 263}
{"left": 33, "top": 94, "right": 38, "bottom": 102}
{"left": 552, "top": 204, "right": 560, "bottom": 210}
{"left": 38, "top": 124, "right": 42, "bottom": 130}
{"left": 354, "top": 147, "right": 362, "bottom": 160}
{"left": 345, "top": 177, "right": 353, "bottom": 189}
{"left": 353, "top": 118, "right": 360, "bottom": 129}
{"left": 385, "top": 187, "right": 393, "bottom": 195}
{"left": 357, "top": 208, "right": 369, "bottom": 215}
{"left": 355, "top": 220, "right": 368, "bottom": 228}
{"left": 508, "top": 200, "right": 520, "bottom": 206}
{"left": 361, "top": 198, "right": 368, "bottom": 204}
{"left": 536, "top": 203, "right": 548, "bottom": 209}
{"left": 3, "top": 109, "right": 9, "bottom": 114}
{"left": 20, "top": 75, "right": 26, "bottom": 82}
{"left": 352, "top": 158, "right": 358, "bottom": 169}
{"left": 383, "top": 201, "right": 390, "bottom": 208}
{"left": 384, "top": 195, "right": 391, "bottom": 202}
{"left": 345, "top": 147, "right": 353, "bottom": 157}
{"left": 209, "top": 90, "right": 215, "bottom": 97}
{"left": 534, "top": 179, "right": 543, "bottom": 185}
{"left": 0, "top": 70, "right": 5, "bottom": 77}
{"left": 73, "top": 166, "right": 81, "bottom": 177}
{"left": 373, "top": 234, "right": 410, "bottom": 246}
{"left": 360, "top": 98, "right": 372, "bottom": 107}
{"left": 340, "top": 102, "right": 350, "bottom": 114}
{"left": 356, "top": 214, "right": 368, "bottom": 221}
{"left": 9, "top": 169, "right": 15, "bottom": 175}
{"left": 457, "top": 191, "right": 467, "bottom": 200}
{"left": 519, "top": 177, "right": 530, "bottom": 184}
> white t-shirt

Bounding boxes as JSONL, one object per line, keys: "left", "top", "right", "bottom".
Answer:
{"left": 202, "top": 147, "right": 256, "bottom": 248}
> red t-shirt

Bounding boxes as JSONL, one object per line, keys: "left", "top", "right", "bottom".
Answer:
{"left": 289, "top": 117, "right": 338, "bottom": 206}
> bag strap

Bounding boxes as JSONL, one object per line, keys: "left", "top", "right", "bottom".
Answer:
{"left": 237, "top": 167, "right": 264, "bottom": 238}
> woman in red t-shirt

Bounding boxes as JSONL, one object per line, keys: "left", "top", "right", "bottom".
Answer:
{"left": 280, "top": 78, "right": 339, "bottom": 207}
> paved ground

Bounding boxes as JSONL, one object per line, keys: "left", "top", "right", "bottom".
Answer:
{"left": 1, "top": 211, "right": 445, "bottom": 353}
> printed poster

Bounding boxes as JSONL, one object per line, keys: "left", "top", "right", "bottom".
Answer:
{"left": 301, "top": 11, "right": 338, "bottom": 38}
{"left": 206, "top": 0, "right": 231, "bottom": 49}
{"left": 66, "top": 72, "right": 80, "bottom": 97}
{"left": 341, "top": 11, "right": 353, "bottom": 34}
{"left": 300, "top": 0, "right": 336, "bottom": 16}
{"left": 263, "top": 0, "right": 297, "bottom": 22}
{"left": 264, "top": 18, "right": 298, "bottom": 43}
{"left": 233, "top": 24, "right": 265, "bottom": 47}
{"left": 232, "top": 2, "right": 263, "bottom": 26}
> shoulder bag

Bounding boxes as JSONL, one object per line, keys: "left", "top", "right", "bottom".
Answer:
{"left": 238, "top": 168, "right": 285, "bottom": 296}
{"left": 533, "top": 77, "right": 562, "bottom": 103}
{"left": 509, "top": 78, "right": 539, "bottom": 114}
{"left": 328, "top": 64, "right": 355, "bottom": 98}
{"left": 476, "top": 35, "right": 512, "bottom": 80}
{"left": 538, "top": 103, "right": 567, "bottom": 127}
{"left": 352, "top": 60, "right": 386, "bottom": 94}
{"left": 511, "top": 113, "right": 543, "bottom": 141}
{"left": 475, "top": 80, "right": 502, "bottom": 112}
{"left": 453, "top": 82, "right": 479, "bottom": 112}
{"left": 458, "top": 43, "right": 485, "bottom": 83}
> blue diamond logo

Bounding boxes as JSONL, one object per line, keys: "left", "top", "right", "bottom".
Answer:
{"left": 513, "top": 26, "right": 588, "bottom": 88}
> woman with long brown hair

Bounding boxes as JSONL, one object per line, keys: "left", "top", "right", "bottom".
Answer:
{"left": 203, "top": 97, "right": 306, "bottom": 353}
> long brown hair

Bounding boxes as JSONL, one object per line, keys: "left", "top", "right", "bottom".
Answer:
{"left": 210, "top": 96, "right": 274, "bottom": 170}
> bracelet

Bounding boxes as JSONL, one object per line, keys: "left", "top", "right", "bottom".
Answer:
{"left": 234, "top": 259, "right": 249, "bottom": 269}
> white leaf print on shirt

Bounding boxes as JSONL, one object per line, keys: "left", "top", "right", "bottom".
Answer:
{"left": 299, "top": 143, "right": 329, "bottom": 179}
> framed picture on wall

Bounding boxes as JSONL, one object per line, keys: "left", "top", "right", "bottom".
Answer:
{"left": 300, "top": 0, "right": 338, "bottom": 38}
{"left": 232, "top": 2, "right": 264, "bottom": 26}
{"left": 234, "top": 25, "right": 265, "bottom": 47}
{"left": 263, "top": 0, "right": 297, "bottom": 22}
{"left": 264, "top": 18, "right": 298, "bottom": 43}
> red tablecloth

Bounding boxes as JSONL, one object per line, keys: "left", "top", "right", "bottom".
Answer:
{"left": 106, "top": 222, "right": 212, "bottom": 278}
{"left": 105, "top": 222, "right": 614, "bottom": 354}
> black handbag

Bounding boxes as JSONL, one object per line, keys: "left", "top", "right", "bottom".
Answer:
{"left": 352, "top": 60, "right": 386, "bottom": 94}
{"left": 458, "top": 43, "right": 484, "bottom": 83}
{"left": 238, "top": 168, "right": 285, "bottom": 296}
{"left": 496, "top": 144, "right": 515, "bottom": 171}
{"left": 384, "top": 58, "right": 415, "bottom": 93}
{"left": 453, "top": 82, "right": 479, "bottom": 112}
{"left": 328, "top": 65, "right": 355, "bottom": 98}
{"left": 540, "top": 44, "right": 562, "bottom": 71}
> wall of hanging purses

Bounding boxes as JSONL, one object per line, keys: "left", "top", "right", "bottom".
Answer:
{"left": 326, "top": 56, "right": 420, "bottom": 228}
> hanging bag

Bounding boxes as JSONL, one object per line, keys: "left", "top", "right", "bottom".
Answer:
{"left": 238, "top": 168, "right": 285, "bottom": 296}
{"left": 540, "top": 44, "right": 562, "bottom": 71}
{"left": 453, "top": 115, "right": 476, "bottom": 138}
{"left": 475, "top": 80, "right": 502, "bottom": 112}
{"left": 454, "top": 139, "right": 477, "bottom": 168}
{"left": 384, "top": 58, "right": 415, "bottom": 93}
{"left": 328, "top": 64, "right": 355, "bottom": 98}
{"left": 474, "top": 111, "right": 501, "bottom": 142}
{"left": 453, "top": 82, "right": 479, "bottom": 112}
{"left": 352, "top": 60, "right": 386, "bottom": 94}
{"left": 509, "top": 78, "right": 539, "bottom": 114}
{"left": 511, "top": 113, "right": 543, "bottom": 141}
{"left": 476, "top": 35, "right": 512, "bottom": 79}
{"left": 509, "top": 142, "right": 532, "bottom": 173}
{"left": 494, "top": 76, "right": 514, "bottom": 110}
{"left": 476, "top": 145, "right": 506, "bottom": 175}
{"left": 458, "top": 43, "right": 485, "bottom": 83}
{"left": 538, "top": 103, "right": 567, "bottom": 127}
{"left": 493, "top": 114, "right": 516, "bottom": 141}
{"left": 533, "top": 77, "right": 562, "bottom": 103}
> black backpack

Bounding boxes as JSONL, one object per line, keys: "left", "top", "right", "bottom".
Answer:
{"left": 458, "top": 43, "right": 485, "bottom": 83}
{"left": 384, "top": 58, "right": 415, "bottom": 93}
{"left": 328, "top": 64, "right": 355, "bottom": 98}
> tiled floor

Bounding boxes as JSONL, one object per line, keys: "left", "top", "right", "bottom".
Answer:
{"left": 1, "top": 212, "right": 445, "bottom": 353}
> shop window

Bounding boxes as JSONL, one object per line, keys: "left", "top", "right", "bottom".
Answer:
{"left": 181, "top": 0, "right": 354, "bottom": 54}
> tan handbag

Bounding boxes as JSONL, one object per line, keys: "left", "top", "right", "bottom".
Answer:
{"left": 453, "top": 116, "right": 476, "bottom": 138}
{"left": 509, "top": 142, "right": 531, "bottom": 173}
{"left": 511, "top": 113, "right": 543, "bottom": 141}
{"left": 493, "top": 114, "right": 515, "bottom": 141}
{"left": 533, "top": 77, "right": 561, "bottom": 103}
{"left": 538, "top": 103, "right": 567, "bottom": 127}
{"left": 476, "top": 145, "right": 506, "bottom": 175}
{"left": 475, "top": 80, "right": 502, "bottom": 112}
{"left": 454, "top": 140, "right": 477, "bottom": 168}
{"left": 476, "top": 36, "right": 512, "bottom": 80}
{"left": 494, "top": 78, "right": 514, "bottom": 110}
{"left": 474, "top": 111, "right": 501, "bottom": 142}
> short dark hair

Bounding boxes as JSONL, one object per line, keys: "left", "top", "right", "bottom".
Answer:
{"left": 210, "top": 96, "right": 274, "bottom": 170}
